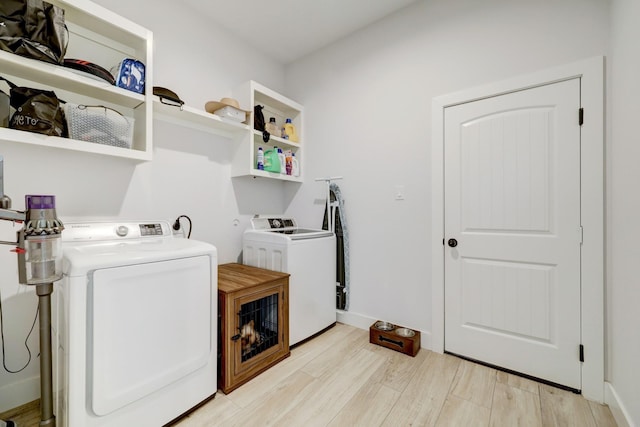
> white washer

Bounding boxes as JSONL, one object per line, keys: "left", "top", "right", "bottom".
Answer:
{"left": 243, "top": 217, "right": 336, "bottom": 345}
{"left": 53, "top": 221, "right": 217, "bottom": 427}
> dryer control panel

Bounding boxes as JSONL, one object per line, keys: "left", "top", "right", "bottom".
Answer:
{"left": 63, "top": 221, "right": 172, "bottom": 241}
{"left": 139, "top": 223, "right": 164, "bottom": 236}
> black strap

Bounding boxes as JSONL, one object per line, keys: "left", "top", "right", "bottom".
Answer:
{"left": 0, "top": 76, "right": 67, "bottom": 104}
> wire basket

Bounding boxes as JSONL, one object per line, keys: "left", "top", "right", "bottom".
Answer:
{"left": 64, "top": 104, "right": 134, "bottom": 149}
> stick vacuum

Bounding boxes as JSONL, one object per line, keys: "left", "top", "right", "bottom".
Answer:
{"left": 1, "top": 156, "right": 64, "bottom": 427}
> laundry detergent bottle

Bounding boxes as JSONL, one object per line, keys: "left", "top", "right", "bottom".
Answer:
{"left": 285, "top": 150, "right": 292, "bottom": 175}
{"left": 256, "top": 146, "right": 264, "bottom": 170}
{"left": 283, "top": 118, "right": 299, "bottom": 142}
{"left": 291, "top": 152, "right": 300, "bottom": 177}
{"left": 263, "top": 147, "right": 281, "bottom": 173}
{"left": 277, "top": 147, "right": 286, "bottom": 174}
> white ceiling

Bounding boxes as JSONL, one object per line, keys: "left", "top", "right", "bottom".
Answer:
{"left": 180, "top": 0, "right": 419, "bottom": 64}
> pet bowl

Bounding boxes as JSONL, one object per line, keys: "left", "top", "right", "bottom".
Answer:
{"left": 394, "top": 327, "right": 416, "bottom": 338}
{"left": 374, "top": 321, "right": 395, "bottom": 331}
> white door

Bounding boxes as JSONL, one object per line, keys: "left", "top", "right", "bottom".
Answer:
{"left": 444, "top": 78, "right": 582, "bottom": 389}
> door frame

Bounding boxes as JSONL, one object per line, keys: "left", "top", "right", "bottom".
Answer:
{"left": 431, "top": 56, "right": 604, "bottom": 402}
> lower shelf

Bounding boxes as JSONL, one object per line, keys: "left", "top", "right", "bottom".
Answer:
{"left": 239, "top": 169, "right": 303, "bottom": 182}
{"left": 0, "top": 127, "right": 150, "bottom": 161}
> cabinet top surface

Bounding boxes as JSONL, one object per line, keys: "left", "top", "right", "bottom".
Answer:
{"left": 218, "top": 263, "right": 290, "bottom": 293}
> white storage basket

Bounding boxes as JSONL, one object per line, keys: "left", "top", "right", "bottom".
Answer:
{"left": 64, "top": 104, "right": 134, "bottom": 149}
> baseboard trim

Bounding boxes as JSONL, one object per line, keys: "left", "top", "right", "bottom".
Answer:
{"left": 336, "top": 310, "right": 432, "bottom": 349}
{"left": 0, "top": 375, "right": 39, "bottom": 414}
{"left": 605, "top": 381, "right": 635, "bottom": 427}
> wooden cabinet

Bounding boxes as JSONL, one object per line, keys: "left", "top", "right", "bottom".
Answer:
{"left": 232, "top": 81, "right": 303, "bottom": 182}
{"left": 0, "top": 0, "right": 153, "bottom": 161}
{"left": 218, "top": 263, "right": 290, "bottom": 394}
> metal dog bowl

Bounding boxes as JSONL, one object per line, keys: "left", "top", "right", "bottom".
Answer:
{"left": 394, "top": 327, "right": 416, "bottom": 338}
{"left": 374, "top": 321, "right": 395, "bottom": 331}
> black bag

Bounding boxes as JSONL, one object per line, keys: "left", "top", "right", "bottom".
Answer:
{"left": 0, "top": 0, "right": 67, "bottom": 65}
{"left": 254, "top": 104, "right": 265, "bottom": 131}
{"left": 0, "top": 76, "right": 66, "bottom": 137}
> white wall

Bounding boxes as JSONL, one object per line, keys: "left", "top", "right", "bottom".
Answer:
{"left": 608, "top": 0, "right": 640, "bottom": 423}
{"left": 0, "top": 0, "right": 287, "bottom": 411}
{"left": 4, "top": 0, "right": 637, "bottom": 421}
{"left": 284, "top": 0, "right": 609, "bottom": 346}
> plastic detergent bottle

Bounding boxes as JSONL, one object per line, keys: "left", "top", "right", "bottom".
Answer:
{"left": 263, "top": 148, "right": 280, "bottom": 173}
{"left": 283, "top": 118, "right": 299, "bottom": 142}
{"left": 265, "top": 117, "right": 279, "bottom": 135}
{"left": 285, "top": 150, "right": 292, "bottom": 175}
{"left": 291, "top": 152, "right": 300, "bottom": 177}
{"left": 256, "top": 146, "right": 264, "bottom": 170}
{"left": 277, "top": 147, "right": 286, "bottom": 174}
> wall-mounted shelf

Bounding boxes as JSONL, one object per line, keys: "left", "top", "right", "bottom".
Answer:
{"left": 253, "top": 130, "right": 300, "bottom": 150}
{"left": 153, "top": 98, "right": 249, "bottom": 137}
{"left": 0, "top": 51, "right": 144, "bottom": 109}
{"left": 0, "top": 0, "right": 153, "bottom": 161}
{"left": 0, "top": 127, "right": 150, "bottom": 161}
{"left": 249, "top": 169, "right": 304, "bottom": 182}
{"left": 232, "top": 81, "right": 304, "bottom": 182}
{"left": 0, "top": 5, "right": 305, "bottom": 170}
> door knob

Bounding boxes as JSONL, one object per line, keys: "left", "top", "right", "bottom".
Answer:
{"left": 448, "top": 238, "right": 458, "bottom": 247}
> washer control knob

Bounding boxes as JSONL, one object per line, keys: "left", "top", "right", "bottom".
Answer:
{"left": 116, "top": 225, "right": 129, "bottom": 237}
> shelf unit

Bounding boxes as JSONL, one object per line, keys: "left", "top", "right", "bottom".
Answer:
{"left": 232, "top": 81, "right": 303, "bottom": 182}
{"left": 0, "top": 5, "right": 304, "bottom": 169}
{"left": 0, "top": 0, "right": 153, "bottom": 161}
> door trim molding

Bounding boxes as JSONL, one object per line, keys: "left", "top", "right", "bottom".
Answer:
{"left": 431, "top": 56, "right": 605, "bottom": 402}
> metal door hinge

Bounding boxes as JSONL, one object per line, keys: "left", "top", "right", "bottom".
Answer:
{"left": 579, "top": 226, "right": 584, "bottom": 245}
{"left": 579, "top": 108, "right": 584, "bottom": 126}
{"left": 579, "top": 344, "right": 584, "bottom": 362}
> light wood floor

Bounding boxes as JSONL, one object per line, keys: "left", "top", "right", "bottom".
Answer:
{"left": 175, "top": 323, "right": 616, "bottom": 427}
{"left": 0, "top": 323, "right": 617, "bottom": 426}
{"left": 0, "top": 399, "right": 40, "bottom": 427}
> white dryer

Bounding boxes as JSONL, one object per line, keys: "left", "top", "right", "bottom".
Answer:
{"left": 243, "top": 217, "right": 336, "bottom": 345}
{"left": 53, "top": 221, "right": 217, "bottom": 427}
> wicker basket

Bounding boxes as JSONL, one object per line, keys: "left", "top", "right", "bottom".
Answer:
{"left": 64, "top": 104, "right": 134, "bottom": 149}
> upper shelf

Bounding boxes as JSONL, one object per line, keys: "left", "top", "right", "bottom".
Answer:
{"left": 0, "top": 50, "right": 144, "bottom": 109}
{"left": 54, "top": 0, "right": 150, "bottom": 48}
{"left": 254, "top": 85, "right": 303, "bottom": 115}
{"left": 153, "top": 98, "right": 249, "bottom": 137}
